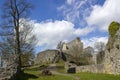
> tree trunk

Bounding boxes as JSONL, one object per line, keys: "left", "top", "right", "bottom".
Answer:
{"left": 15, "top": 26, "right": 22, "bottom": 73}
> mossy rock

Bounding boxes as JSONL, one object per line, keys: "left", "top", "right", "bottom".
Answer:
{"left": 108, "top": 21, "right": 120, "bottom": 37}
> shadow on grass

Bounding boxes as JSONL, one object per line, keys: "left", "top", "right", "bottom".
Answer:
{"left": 56, "top": 65, "right": 65, "bottom": 73}
{"left": 25, "top": 65, "right": 48, "bottom": 71}
{"left": 17, "top": 72, "right": 38, "bottom": 80}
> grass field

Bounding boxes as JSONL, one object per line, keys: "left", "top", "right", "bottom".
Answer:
{"left": 17, "top": 64, "right": 120, "bottom": 80}
{"left": 17, "top": 64, "right": 74, "bottom": 80}
{"left": 75, "top": 73, "right": 120, "bottom": 80}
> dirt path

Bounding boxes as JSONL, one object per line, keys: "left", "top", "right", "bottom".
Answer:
{"left": 46, "top": 64, "right": 80, "bottom": 80}
{"left": 46, "top": 64, "right": 57, "bottom": 71}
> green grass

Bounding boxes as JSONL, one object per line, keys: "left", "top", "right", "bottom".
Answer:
{"left": 18, "top": 72, "right": 74, "bottom": 80}
{"left": 17, "top": 64, "right": 120, "bottom": 80}
{"left": 74, "top": 72, "right": 120, "bottom": 80}
{"left": 32, "top": 75, "right": 74, "bottom": 80}
{"left": 56, "top": 61, "right": 65, "bottom": 73}
{"left": 17, "top": 64, "right": 74, "bottom": 80}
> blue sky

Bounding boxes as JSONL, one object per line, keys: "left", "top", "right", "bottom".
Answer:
{"left": 0, "top": 0, "right": 120, "bottom": 53}
{"left": 30, "top": 0, "right": 65, "bottom": 21}
{"left": 30, "top": 0, "right": 104, "bottom": 22}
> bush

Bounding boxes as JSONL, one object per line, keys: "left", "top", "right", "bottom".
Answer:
{"left": 108, "top": 21, "right": 120, "bottom": 37}
{"left": 41, "top": 69, "right": 52, "bottom": 76}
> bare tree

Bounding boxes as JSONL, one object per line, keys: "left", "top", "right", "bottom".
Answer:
{"left": 83, "top": 46, "right": 94, "bottom": 55}
{"left": 94, "top": 42, "right": 106, "bottom": 64}
{"left": 20, "top": 19, "right": 36, "bottom": 67}
{"left": 52, "top": 41, "right": 64, "bottom": 63}
{"left": 1, "top": 0, "right": 33, "bottom": 72}
{"left": 94, "top": 42, "right": 105, "bottom": 52}
{"left": 57, "top": 41, "right": 64, "bottom": 56}
{"left": 0, "top": 19, "right": 36, "bottom": 69}
{"left": 83, "top": 46, "right": 94, "bottom": 64}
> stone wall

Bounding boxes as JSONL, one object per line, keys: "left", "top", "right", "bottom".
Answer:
{"left": 103, "top": 27, "right": 120, "bottom": 74}
{"left": 35, "top": 50, "right": 57, "bottom": 64}
{"left": 35, "top": 37, "right": 95, "bottom": 65}
{"left": 103, "top": 47, "right": 120, "bottom": 74}
{"left": 62, "top": 38, "right": 95, "bottom": 65}
{"left": 75, "top": 28, "right": 120, "bottom": 75}
{"left": 0, "top": 62, "right": 17, "bottom": 80}
{"left": 0, "top": 54, "right": 18, "bottom": 80}
{"left": 62, "top": 37, "right": 83, "bottom": 53}
{"left": 75, "top": 24, "right": 120, "bottom": 75}
{"left": 65, "top": 62, "right": 104, "bottom": 73}
{"left": 76, "top": 64, "right": 104, "bottom": 73}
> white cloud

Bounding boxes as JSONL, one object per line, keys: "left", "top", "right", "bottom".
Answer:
{"left": 86, "top": 0, "right": 120, "bottom": 31}
{"left": 66, "top": 0, "right": 75, "bottom": 5}
{"left": 28, "top": 20, "right": 93, "bottom": 51}
{"left": 82, "top": 36, "right": 108, "bottom": 48}
{"left": 24, "top": 0, "right": 120, "bottom": 52}
{"left": 24, "top": 19, "right": 108, "bottom": 52}
{"left": 57, "top": 0, "right": 95, "bottom": 35}
{"left": 74, "top": 27, "right": 95, "bottom": 36}
{"left": 33, "top": 20, "right": 74, "bottom": 49}
{"left": 57, "top": 0, "right": 88, "bottom": 25}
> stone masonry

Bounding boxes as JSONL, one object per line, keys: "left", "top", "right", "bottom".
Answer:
{"left": 35, "top": 50, "right": 57, "bottom": 64}
{"left": 75, "top": 24, "right": 120, "bottom": 75}
{"left": 103, "top": 28, "right": 120, "bottom": 74}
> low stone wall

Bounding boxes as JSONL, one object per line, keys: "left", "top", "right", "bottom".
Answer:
{"left": 65, "top": 62, "right": 104, "bottom": 74}
{"left": 76, "top": 64, "right": 104, "bottom": 73}
{"left": 35, "top": 50, "right": 57, "bottom": 65}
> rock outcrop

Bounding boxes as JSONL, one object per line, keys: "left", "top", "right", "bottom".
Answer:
{"left": 103, "top": 22, "right": 120, "bottom": 74}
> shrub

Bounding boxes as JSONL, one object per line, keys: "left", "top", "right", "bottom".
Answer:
{"left": 41, "top": 69, "right": 52, "bottom": 76}
{"left": 108, "top": 21, "right": 120, "bottom": 37}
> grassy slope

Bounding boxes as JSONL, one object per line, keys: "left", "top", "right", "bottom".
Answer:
{"left": 18, "top": 70, "right": 74, "bottom": 80}
{"left": 18, "top": 64, "right": 120, "bottom": 80}
{"left": 17, "top": 64, "right": 74, "bottom": 80}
